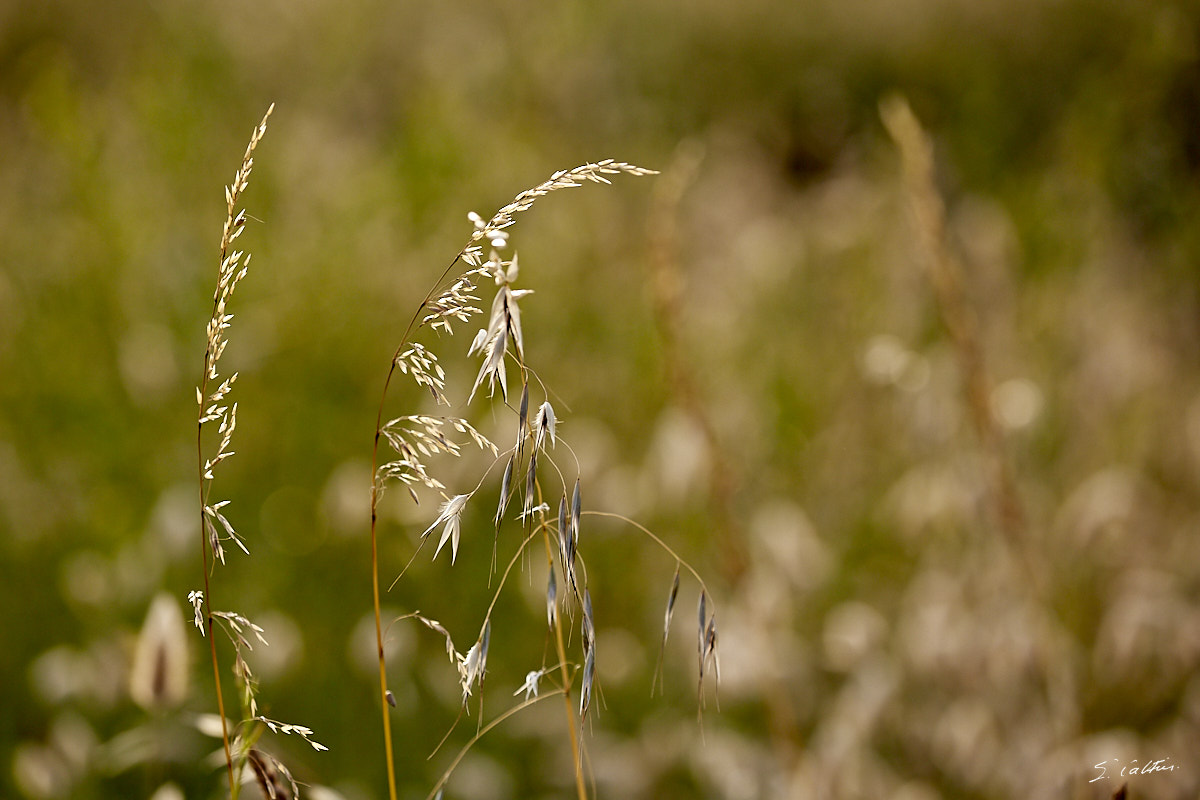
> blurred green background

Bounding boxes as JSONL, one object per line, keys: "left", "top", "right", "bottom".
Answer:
{"left": 3, "top": 0, "right": 1200, "bottom": 798}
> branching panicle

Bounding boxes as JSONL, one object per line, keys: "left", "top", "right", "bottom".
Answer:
{"left": 368, "top": 160, "right": 718, "bottom": 800}
{"left": 193, "top": 105, "right": 321, "bottom": 800}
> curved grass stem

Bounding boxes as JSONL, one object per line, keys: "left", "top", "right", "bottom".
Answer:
{"left": 371, "top": 254, "right": 465, "bottom": 800}
{"left": 424, "top": 690, "right": 563, "bottom": 800}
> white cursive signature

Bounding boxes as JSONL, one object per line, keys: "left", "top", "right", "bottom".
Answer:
{"left": 1090, "top": 758, "right": 1178, "bottom": 782}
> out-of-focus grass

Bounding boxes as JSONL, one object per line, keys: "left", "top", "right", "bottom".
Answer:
{"left": 2, "top": 1, "right": 1199, "bottom": 798}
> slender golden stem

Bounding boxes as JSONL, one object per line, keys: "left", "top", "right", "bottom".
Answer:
{"left": 198, "top": 431, "right": 235, "bottom": 796}
{"left": 370, "top": 364, "right": 400, "bottom": 800}
{"left": 198, "top": 352, "right": 235, "bottom": 796}
{"left": 370, "top": 254, "right": 466, "bottom": 800}
{"left": 370, "top": 483, "right": 398, "bottom": 800}
{"left": 541, "top": 526, "right": 587, "bottom": 800}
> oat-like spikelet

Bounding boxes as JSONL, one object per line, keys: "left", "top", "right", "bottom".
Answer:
{"left": 663, "top": 567, "right": 681, "bottom": 644}
{"left": 187, "top": 590, "right": 205, "bottom": 633}
{"left": 570, "top": 480, "right": 582, "bottom": 545}
{"left": 514, "top": 669, "right": 544, "bottom": 701}
{"left": 421, "top": 273, "right": 485, "bottom": 335}
{"left": 579, "top": 588, "right": 596, "bottom": 722}
{"left": 467, "top": 252, "right": 531, "bottom": 403}
{"left": 546, "top": 566, "right": 558, "bottom": 629}
{"left": 579, "top": 646, "right": 596, "bottom": 722}
{"left": 517, "top": 383, "right": 530, "bottom": 441}
{"left": 376, "top": 415, "right": 496, "bottom": 503}
{"left": 457, "top": 621, "right": 491, "bottom": 703}
{"left": 695, "top": 590, "right": 720, "bottom": 705}
{"left": 395, "top": 343, "right": 450, "bottom": 406}
{"left": 256, "top": 719, "right": 328, "bottom": 752}
{"left": 495, "top": 456, "right": 514, "bottom": 525}
{"left": 558, "top": 495, "right": 579, "bottom": 597}
{"left": 203, "top": 497, "right": 248, "bottom": 565}
{"left": 703, "top": 614, "right": 719, "bottom": 687}
{"left": 653, "top": 565, "right": 682, "bottom": 695}
{"left": 522, "top": 451, "right": 538, "bottom": 522}
{"left": 581, "top": 588, "right": 595, "bottom": 653}
{"left": 422, "top": 493, "right": 473, "bottom": 564}
{"left": 376, "top": 456, "right": 446, "bottom": 502}
{"left": 381, "top": 415, "right": 497, "bottom": 461}
{"left": 534, "top": 402, "right": 556, "bottom": 451}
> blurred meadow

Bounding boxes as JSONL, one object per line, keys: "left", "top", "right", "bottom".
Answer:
{"left": 3, "top": 0, "right": 1200, "bottom": 798}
